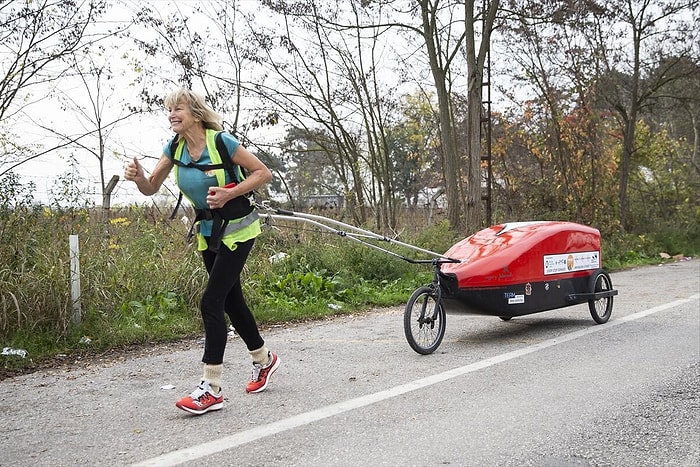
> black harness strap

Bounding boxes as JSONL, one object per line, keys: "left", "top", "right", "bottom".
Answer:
{"left": 168, "top": 132, "right": 250, "bottom": 252}
{"left": 168, "top": 132, "right": 239, "bottom": 220}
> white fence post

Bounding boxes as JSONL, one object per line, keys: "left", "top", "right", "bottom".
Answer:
{"left": 69, "top": 234, "right": 81, "bottom": 326}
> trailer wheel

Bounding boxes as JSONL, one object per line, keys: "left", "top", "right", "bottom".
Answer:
{"left": 588, "top": 269, "right": 613, "bottom": 324}
{"left": 404, "top": 286, "right": 446, "bottom": 355}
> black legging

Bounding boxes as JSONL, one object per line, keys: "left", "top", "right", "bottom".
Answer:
{"left": 200, "top": 237, "right": 264, "bottom": 364}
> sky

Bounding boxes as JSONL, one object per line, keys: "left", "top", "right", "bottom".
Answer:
{"left": 7, "top": 1, "right": 695, "bottom": 209}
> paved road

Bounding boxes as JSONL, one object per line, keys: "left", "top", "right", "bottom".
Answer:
{"left": 1, "top": 260, "right": 698, "bottom": 467}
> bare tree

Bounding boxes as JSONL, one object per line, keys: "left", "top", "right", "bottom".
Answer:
{"left": 0, "top": 0, "right": 130, "bottom": 179}
{"left": 330, "top": 1, "right": 402, "bottom": 229}
{"left": 130, "top": 0, "right": 282, "bottom": 130}
{"left": 337, "top": 0, "right": 500, "bottom": 231}
{"left": 36, "top": 51, "right": 143, "bottom": 200}
{"left": 251, "top": 1, "right": 404, "bottom": 226}
{"left": 0, "top": 0, "right": 105, "bottom": 123}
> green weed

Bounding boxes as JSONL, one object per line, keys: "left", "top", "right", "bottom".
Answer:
{"left": 1, "top": 201, "right": 696, "bottom": 374}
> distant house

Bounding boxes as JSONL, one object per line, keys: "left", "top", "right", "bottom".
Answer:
{"left": 303, "top": 195, "right": 344, "bottom": 211}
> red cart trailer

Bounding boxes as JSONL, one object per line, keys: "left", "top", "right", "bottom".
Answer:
{"left": 405, "top": 221, "right": 617, "bottom": 354}
{"left": 259, "top": 208, "right": 617, "bottom": 355}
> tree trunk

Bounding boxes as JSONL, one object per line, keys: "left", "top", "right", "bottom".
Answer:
{"left": 618, "top": 2, "right": 642, "bottom": 233}
{"left": 436, "top": 80, "right": 463, "bottom": 229}
{"left": 464, "top": 0, "right": 499, "bottom": 231}
{"left": 465, "top": 83, "right": 482, "bottom": 231}
{"left": 619, "top": 115, "right": 635, "bottom": 231}
{"left": 420, "top": 0, "right": 462, "bottom": 229}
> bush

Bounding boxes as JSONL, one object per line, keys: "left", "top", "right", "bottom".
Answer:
{"left": 601, "top": 222, "right": 699, "bottom": 270}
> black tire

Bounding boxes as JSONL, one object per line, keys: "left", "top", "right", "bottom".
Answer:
{"left": 403, "top": 286, "right": 446, "bottom": 355}
{"left": 499, "top": 316, "right": 512, "bottom": 321}
{"left": 588, "top": 269, "right": 614, "bottom": 324}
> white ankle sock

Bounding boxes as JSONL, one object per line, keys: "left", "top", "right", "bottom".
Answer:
{"left": 202, "top": 364, "right": 223, "bottom": 393}
{"left": 249, "top": 346, "right": 270, "bottom": 366}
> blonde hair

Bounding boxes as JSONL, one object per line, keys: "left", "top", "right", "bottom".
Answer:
{"left": 164, "top": 88, "right": 223, "bottom": 131}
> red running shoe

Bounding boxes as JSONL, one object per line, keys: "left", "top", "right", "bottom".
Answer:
{"left": 176, "top": 381, "right": 223, "bottom": 415}
{"left": 246, "top": 352, "right": 280, "bottom": 393}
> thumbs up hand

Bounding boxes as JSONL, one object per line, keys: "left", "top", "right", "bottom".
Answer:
{"left": 124, "top": 156, "right": 144, "bottom": 182}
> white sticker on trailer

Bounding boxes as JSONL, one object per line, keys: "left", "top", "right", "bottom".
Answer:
{"left": 508, "top": 295, "right": 525, "bottom": 304}
{"left": 543, "top": 251, "right": 600, "bottom": 275}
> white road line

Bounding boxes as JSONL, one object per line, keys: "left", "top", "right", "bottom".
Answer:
{"left": 133, "top": 294, "right": 700, "bottom": 467}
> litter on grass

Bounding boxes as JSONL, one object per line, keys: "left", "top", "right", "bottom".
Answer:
{"left": 1, "top": 347, "right": 27, "bottom": 358}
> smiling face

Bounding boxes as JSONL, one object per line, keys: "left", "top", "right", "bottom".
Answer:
{"left": 167, "top": 99, "right": 199, "bottom": 134}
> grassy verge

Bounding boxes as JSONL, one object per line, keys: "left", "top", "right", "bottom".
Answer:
{"left": 1, "top": 207, "right": 697, "bottom": 376}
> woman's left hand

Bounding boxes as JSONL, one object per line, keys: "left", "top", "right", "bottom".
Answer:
{"left": 207, "top": 186, "right": 231, "bottom": 209}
